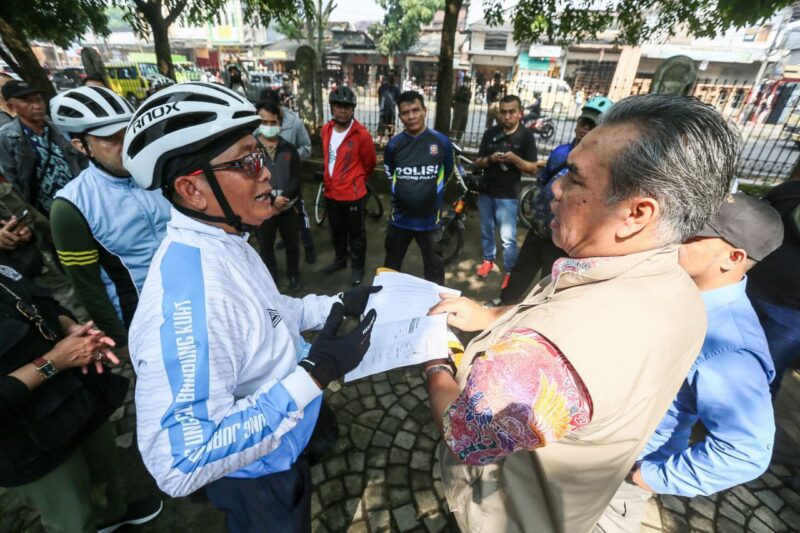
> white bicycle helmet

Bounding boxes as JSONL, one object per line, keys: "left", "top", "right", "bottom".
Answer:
{"left": 50, "top": 86, "right": 134, "bottom": 137}
{"left": 123, "top": 81, "right": 260, "bottom": 191}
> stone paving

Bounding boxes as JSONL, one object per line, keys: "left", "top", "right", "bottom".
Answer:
{"left": 2, "top": 180, "right": 800, "bottom": 532}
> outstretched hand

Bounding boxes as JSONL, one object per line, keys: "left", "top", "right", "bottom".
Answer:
{"left": 302, "top": 303, "right": 377, "bottom": 388}
{"left": 340, "top": 285, "right": 382, "bottom": 317}
{"left": 428, "top": 293, "right": 498, "bottom": 332}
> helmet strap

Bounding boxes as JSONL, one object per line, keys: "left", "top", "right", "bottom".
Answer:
{"left": 169, "top": 163, "right": 257, "bottom": 234}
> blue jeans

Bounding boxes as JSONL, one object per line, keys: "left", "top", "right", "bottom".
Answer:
{"left": 477, "top": 194, "right": 519, "bottom": 271}
{"left": 750, "top": 296, "right": 800, "bottom": 395}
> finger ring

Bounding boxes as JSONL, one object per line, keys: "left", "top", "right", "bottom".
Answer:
{"left": 94, "top": 353, "right": 104, "bottom": 360}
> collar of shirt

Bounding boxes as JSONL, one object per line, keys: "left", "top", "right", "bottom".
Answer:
{"left": 548, "top": 245, "right": 680, "bottom": 291}
{"left": 21, "top": 122, "right": 48, "bottom": 139}
{"left": 86, "top": 162, "right": 134, "bottom": 188}
{"left": 700, "top": 276, "right": 748, "bottom": 312}
{"left": 167, "top": 207, "right": 251, "bottom": 246}
{"left": 401, "top": 128, "right": 429, "bottom": 140}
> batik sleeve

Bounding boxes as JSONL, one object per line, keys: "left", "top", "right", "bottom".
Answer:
{"left": 443, "top": 327, "right": 592, "bottom": 466}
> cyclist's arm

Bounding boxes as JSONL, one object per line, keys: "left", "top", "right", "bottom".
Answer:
{"left": 49, "top": 198, "right": 128, "bottom": 346}
{"left": 442, "top": 137, "right": 455, "bottom": 180}
{"left": 359, "top": 130, "right": 377, "bottom": 178}
{"left": 476, "top": 131, "right": 493, "bottom": 169}
{"left": 383, "top": 138, "right": 395, "bottom": 179}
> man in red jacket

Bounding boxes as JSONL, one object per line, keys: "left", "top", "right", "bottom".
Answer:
{"left": 320, "top": 86, "right": 377, "bottom": 286}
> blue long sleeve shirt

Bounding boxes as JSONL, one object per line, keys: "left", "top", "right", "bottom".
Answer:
{"left": 639, "top": 278, "right": 776, "bottom": 497}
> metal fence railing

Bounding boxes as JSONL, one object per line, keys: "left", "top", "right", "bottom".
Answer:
{"left": 313, "top": 76, "right": 799, "bottom": 183}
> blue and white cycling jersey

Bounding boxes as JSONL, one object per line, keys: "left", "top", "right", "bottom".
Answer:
{"left": 129, "top": 208, "right": 338, "bottom": 497}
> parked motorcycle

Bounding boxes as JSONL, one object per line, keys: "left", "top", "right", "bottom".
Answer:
{"left": 524, "top": 114, "right": 554, "bottom": 140}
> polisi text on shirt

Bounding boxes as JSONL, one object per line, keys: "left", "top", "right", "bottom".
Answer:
{"left": 396, "top": 165, "right": 438, "bottom": 176}
{"left": 132, "top": 102, "right": 180, "bottom": 133}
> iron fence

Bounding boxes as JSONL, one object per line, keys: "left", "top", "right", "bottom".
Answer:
{"left": 316, "top": 76, "right": 800, "bottom": 183}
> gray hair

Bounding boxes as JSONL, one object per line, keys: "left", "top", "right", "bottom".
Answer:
{"left": 600, "top": 94, "right": 740, "bottom": 243}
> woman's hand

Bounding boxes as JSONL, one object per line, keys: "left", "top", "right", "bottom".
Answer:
{"left": 48, "top": 321, "right": 120, "bottom": 374}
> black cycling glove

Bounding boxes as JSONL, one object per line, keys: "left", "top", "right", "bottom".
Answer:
{"left": 340, "top": 285, "right": 382, "bottom": 317}
{"left": 300, "top": 303, "right": 377, "bottom": 388}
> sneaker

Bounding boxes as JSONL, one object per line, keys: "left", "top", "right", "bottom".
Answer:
{"left": 305, "top": 246, "right": 317, "bottom": 265}
{"left": 320, "top": 261, "right": 346, "bottom": 275}
{"left": 501, "top": 273, "right": 511, "bottom": 290}
{"left": 351, "top": 269, "right": 364, "bottom": 286}
{"left": 289, "top": 276, "right": 301, "bottom": 291}
{"left": 98, "top": 497, "right": 163, "bottom": 533}
{"left": 476, "top": 260, "right": 494, "bottom": 278}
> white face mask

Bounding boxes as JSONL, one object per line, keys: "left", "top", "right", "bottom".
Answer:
{"left": 258, "top": 124, "right": 280, "bottom": 138}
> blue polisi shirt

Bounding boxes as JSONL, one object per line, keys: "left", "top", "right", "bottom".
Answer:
{"left": 384, "top": 128, "right": 454, "bottom": 231}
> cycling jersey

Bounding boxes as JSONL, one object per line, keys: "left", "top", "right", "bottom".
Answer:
{"left": 51, "top": 163, "right": 171, "bottom": 344}
{"left": 129, "top": 209, "right": 338, "bottom": 497}
{"left": 384, "top": 128, "right": 453, "bottom": 231}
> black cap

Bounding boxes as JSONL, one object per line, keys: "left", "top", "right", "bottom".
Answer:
{"left": 695, "top": 192, "right": 784, "bottom": 261}
{"left": 1, "top": 80, "right": 41, "bottom": 101}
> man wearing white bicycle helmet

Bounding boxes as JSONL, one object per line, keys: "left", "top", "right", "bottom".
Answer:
{"left": 49, "top": 86, "right": 171, "bottom": 355}
{"left": 123, "top": 82, "right": 379, "bottom": 531}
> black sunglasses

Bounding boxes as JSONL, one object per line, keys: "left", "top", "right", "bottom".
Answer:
{"left": 16, "top": 300, "right": 59, "bottom": 341}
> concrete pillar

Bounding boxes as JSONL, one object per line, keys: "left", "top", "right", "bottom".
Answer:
{"left": 609, "top": 45, "right": 641, "bottom": 100}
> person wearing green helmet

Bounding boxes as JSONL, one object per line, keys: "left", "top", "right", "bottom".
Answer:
{"left": 492, "top": 96, "right": 614, "bottom": 306}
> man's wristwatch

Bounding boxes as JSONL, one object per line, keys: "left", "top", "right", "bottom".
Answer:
{"left": 33, "top": 357, "right": 58, "bottom": 379}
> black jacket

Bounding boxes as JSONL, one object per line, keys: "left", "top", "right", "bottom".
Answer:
{"left": 0, "top": 253, "right": 128, "bottom": 486}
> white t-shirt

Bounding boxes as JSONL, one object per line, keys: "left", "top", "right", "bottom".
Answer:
{"left": 328, "top": 122, "right": 352, "bottom": 176}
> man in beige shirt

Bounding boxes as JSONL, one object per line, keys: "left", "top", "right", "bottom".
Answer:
{"left": 425, "top": 94, "right": 741, "bottom": 533}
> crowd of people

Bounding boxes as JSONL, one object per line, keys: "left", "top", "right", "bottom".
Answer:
{"left": 0, "top": 65, "right": 797, "bottom": 533}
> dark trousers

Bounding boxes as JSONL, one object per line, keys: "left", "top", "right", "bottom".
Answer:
{"left": 295, "top": 199, "right": 314, "bottom": 250}
{"left": 257, "top": 209, "right": 300, "bottom": 280}
{"left": 205, "top": 457, "right": 312, "bottom": 533}
{"left": 383, "top": 224, "right": 445, "bottom": 285}
{"left": 326, "top": 196, "right": 366, "bottom": 271}
{"left": 500, "top": 230, "right": 566, "bottom": 305}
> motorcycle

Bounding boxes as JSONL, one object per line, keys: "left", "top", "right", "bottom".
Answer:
{"left": 524, "top": 113, "right": 555, "bottom": 140}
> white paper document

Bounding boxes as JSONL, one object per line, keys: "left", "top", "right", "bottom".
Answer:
{"left": 344, "top": 272, "right": 460, "bottom": 382}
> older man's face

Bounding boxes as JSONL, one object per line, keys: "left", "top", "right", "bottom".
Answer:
{"left": 549, "top": 123, "right": 640, "bottom": 257}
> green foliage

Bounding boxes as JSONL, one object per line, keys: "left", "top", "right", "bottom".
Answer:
{"left": 482, "top": 0, "right": 794, "bottom": 45}
{"left": 376, "top": 0, "right": 444, "bottom": 57}
{"left": 275, "top": 0, "right": 336, "bottom": 52}
{"left": 112, "top": 0, "right": 306, "bottom": 39}
{"left": 0, "top": 0, "right": 109, "bottom": 47}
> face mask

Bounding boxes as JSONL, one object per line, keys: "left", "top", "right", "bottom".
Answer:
{"left": 258, "top": 125, "right": 280, "bottom": 138}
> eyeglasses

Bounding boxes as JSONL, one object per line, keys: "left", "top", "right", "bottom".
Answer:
{"left": 190, "top": 150, "right": 266, "bottom": 180}
{"left": 0, "top": 280, "right": 59, "bottom": 341}
{"left": 15, "top": 300, "right": 59, "bottom": 341}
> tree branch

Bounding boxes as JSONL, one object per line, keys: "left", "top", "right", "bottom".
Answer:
{"left": 0, "top": 43, "right": 22, "bottom": 75}
{"left": 165, "top": 0, "right": 190, "bottom": 26}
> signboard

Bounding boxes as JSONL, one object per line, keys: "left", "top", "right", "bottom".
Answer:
{"left": 528, "top": 45, "right": 562, "bottom": 59}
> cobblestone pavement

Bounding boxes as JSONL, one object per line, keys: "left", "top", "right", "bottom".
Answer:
{"left": 2, "top": 181, "right": 800, "bottom": 532}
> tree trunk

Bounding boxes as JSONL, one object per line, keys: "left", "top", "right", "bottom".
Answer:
{"left": 149, "top": 13, "right": 175, "bottom": 81}
{"left": 0, "top": 16, "right": 55, "bottom": 100}
{"left": 434, "top": 0, "right": 462, "bottom": 135}
{"left": 315, "top": 0, "right": 324, "bottom": 129}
